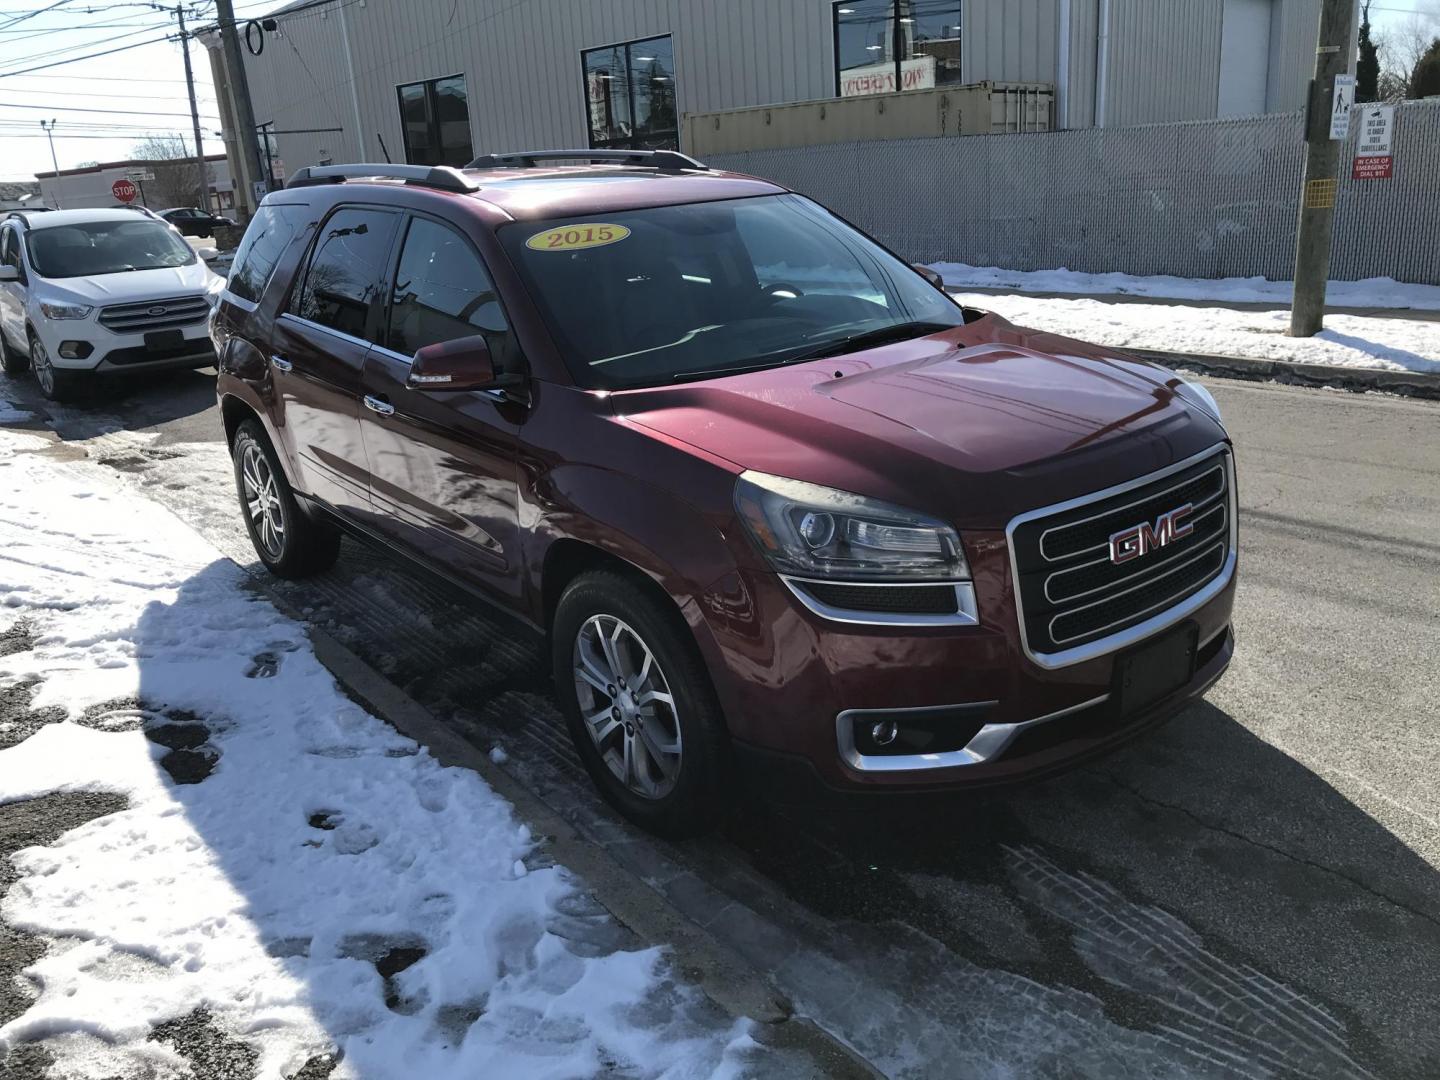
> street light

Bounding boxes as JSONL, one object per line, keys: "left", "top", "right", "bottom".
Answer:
{"left": 39, "top": 119, "right": 61, "bottom": 208}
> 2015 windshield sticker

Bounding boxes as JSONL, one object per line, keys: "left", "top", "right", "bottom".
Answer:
{"left": 526, "top": 223, "right": 631, "bottom": 252}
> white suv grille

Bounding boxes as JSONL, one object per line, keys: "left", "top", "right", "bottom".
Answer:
{"left": 98, "top": 294, "right": 210, "bottom": 334}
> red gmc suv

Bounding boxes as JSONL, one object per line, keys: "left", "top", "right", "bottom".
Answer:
{"left": 212, "top": 151, "right": 1236, "bottom": 837}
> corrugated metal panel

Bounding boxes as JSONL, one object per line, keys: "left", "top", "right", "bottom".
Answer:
{"left": 1105, "top": 0, "right": 1223, "bottom": 126}
{"left": 962, "top": 0, "right": 1059, "bottom": 83}
{"left": 1066, "top": 0, "right": 1098, "bottom": 128}
{"left": 707, "top": 102, "right": 1440, "bottom": 284}
{"left": 1267, "top": 0, "right": 1320, "bottom": 112}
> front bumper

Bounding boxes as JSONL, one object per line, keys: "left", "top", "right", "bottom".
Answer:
{"left": 38, "top": 313, "right": 216, "bottom": 374}
{"left": 693, "top": 530, "right": 1237, "bottom": 795}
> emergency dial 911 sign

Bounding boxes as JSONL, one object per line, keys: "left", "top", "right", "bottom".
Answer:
{"left": 1352, "top": 107, "right": 1394, "bottom": 181}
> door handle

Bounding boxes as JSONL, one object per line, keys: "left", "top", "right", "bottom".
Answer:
{"left": 363, "top": 394, "right": 395, "bottom": 417}
{"left": 270, "top": 354, "right": 292, "bottom": 372}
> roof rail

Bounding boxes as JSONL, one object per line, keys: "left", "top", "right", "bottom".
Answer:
{"left": 285, "top": 163, "right": 480, "bottom": 194}
{"left": 467, "top": 149, "right": 708, "bottom": 172}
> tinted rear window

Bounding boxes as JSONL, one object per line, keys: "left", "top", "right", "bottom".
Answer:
{"left": 228, "top": 204, "right": 304, "bottom": 303}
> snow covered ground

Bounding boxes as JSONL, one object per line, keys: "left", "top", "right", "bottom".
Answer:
{"left": 0, "top": 428, "right": 760, "bottom": 1079}
{"left": 928, "top": 263, "right": 1440, "bottom": 312}
{"left": 951, "top": 291, "right": 1440, "bottom": 375}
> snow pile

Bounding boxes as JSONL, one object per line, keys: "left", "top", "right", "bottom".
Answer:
{"left": 0, "top": 430, "right": 757, "bottom": 1079}
{"left": 929, "top": 263, "right": 1440, "bottom": 312}
{"left": 955, "top": 292, "right": 1440, "bottom": 374}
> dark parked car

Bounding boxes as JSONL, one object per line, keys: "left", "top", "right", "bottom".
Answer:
{"left": 160, "top": 207, "right": 235, "bottom": 236}
{"left": 211, "top": 153, "right": 1236, "bottom": 837}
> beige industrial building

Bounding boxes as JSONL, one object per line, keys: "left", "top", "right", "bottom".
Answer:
{"left": 232, "top": 0, "right": 1328, "bottom": 207}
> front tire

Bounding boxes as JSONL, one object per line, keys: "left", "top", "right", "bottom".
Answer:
{"left": 30, "top": 335, "right": 80, "bottom": 402}
{"left": 552, "top": 570, "right": 734, "bottom": 838}
{"left": 231, "top": 419, "right": 340, "bottom": 578}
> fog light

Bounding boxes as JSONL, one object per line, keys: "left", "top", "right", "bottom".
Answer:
{"left": 870, "top": 719, "right": 899, "bottom": 746}
{"left": 58, "top": 340, "right": 93, "bottom": 360}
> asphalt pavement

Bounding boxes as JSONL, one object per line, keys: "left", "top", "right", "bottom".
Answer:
{"left": 1, "top": 365, "right": 1437, "bottom": 1078}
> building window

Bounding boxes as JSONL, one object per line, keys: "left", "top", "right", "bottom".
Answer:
{"left": 834, "top": 1, "right": 961, "bottom": 97}
{"left": 582, "top": 35, "right": 678, "bottom": 150}
{"left": 396, "top": 74, "right": 473, "bottom": 167}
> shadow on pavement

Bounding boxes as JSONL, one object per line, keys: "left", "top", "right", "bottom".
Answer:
{"left": 0, "top": 366, "right": 217, "bottom": 443}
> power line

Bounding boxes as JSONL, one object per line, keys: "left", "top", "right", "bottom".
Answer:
{"left": 3, "top": 84, "right": 215, "bottom": 99}
{"left": 0, "top": 33, "right": 173, "bottom": 76}
{"left": 0, "top": 99, "right": 220, "bottom": 117}
{"left": 0, "top": 20, "right": 170, "bottom": 69}
{"left": 0, "top": 0, "right": 80, "bottom": 32}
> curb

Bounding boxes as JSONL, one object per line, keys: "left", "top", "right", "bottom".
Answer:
{"left": 263, "top": 589, "right": 883, "bottom": 1079}
{"left": 1132, "top": 349, "right": 1440, "bottom": 401}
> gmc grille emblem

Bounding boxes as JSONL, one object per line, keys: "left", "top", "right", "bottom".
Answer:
{"left": 1108, "top": 504, "right": 1194, "bottom": 564}
{"left": 147, "top": 306, "right": 168, "bottom": 316}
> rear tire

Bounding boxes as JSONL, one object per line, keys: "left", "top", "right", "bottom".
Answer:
{"left": 231, "top": 418, "right": 340, "bottom": 578}
{"left": 1, "top": 331, "right": 29, "bottom": 377}
{"left": 552, "top": 569, "right": 734, "bottom": 838}
{"left": 30, "top": 335, "right": 80, "bottom": 402}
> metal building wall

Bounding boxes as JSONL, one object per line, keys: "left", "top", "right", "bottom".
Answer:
{"left": 241, "top": 0, "right": 1329, "bottom": 173}
{"left": 245, "top": 0, "right": 839, "bottom": 177}
{"left": 961, "top": 0, "right": 1059, "bottom": 84}
{"left": 1267, "top": 0, "right": 1322, "bottom": 112}
{"left": 1103, "top": 0, "right": 1224, "bottom": 127}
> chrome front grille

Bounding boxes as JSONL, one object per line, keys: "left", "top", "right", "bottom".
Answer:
{"left": 1008, "top": 448, "right": 1234, "bottom": 666}
{"left": 98, "top": 294, "right": 210, "bottom": 334}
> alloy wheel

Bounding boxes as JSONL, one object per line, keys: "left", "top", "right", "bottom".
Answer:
{"left": 572, "top": 614, "right": 682, "bottom": 800}
{"left": 32, "top": 339, "right": 53, "bottom": 396}
{"left": 240, "top": 443, "right": 286, "bottom": 560}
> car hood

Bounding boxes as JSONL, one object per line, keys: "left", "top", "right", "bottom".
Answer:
{"left": 615, "top": 314, "right": 1227, "bottom": 528}
{"left": 40, "top": 261, "right": 216, "bottom": 303}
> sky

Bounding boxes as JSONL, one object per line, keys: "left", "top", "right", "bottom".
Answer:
{"left": 1, "top": 0, "right": 1438, "bottom": 182}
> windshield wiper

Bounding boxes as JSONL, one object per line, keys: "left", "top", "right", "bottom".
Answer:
{"left": 783, "top": 321, "right": 957, "bottom": 365}
{"left": 669, "top": 321, "right": 956, "bottom": 385}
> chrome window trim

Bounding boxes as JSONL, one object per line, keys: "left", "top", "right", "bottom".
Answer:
{"left": 1044, "top": 499, "right": 1226, "bottom": 605}
{"left": 1006, "top": 445, "right": 1237, "bottom": 670}
{"left": 1037, "top": 460, "right": 1225, "bottom": 562}
{"left": 837, "top": 694, "right": 1107, "bottom": 773}
{"left": 781, "top": 576, "right": 979, "bottom": 628}
{"left": 277, "top": 311, "right": 378, "bottom": 352}
{"left": 220, "top": 288, "right": 259, "bottom": 314}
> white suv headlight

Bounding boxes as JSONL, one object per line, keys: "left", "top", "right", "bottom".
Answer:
{"left": 39, "top": 301, "right": 92, "bottom": 320}
{"left": 735, "top": 470, "right": 970, "bottom": 581}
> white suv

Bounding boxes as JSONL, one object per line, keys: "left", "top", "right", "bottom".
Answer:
{"left": 0, "top": 208, "right": 224, "bottom": 401}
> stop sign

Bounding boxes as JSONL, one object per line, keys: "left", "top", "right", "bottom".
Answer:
{"left": 111, "top": 178, "right": 137, "bottom": 203}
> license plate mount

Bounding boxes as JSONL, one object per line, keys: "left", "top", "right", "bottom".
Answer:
{"left": 1113, "top": 624, "right": 1198, "bottom": 716}
{"left": 144, "top": 329, "right": 185, "bottom": 353}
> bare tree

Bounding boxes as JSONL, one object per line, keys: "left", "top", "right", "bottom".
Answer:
{"left": 1375, "top": 6, "right": 1440, "bottom": 99}
{"left": 129, "top": 133, "right": 208, "bottom": 209}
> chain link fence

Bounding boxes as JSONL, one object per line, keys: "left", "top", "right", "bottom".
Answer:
{"left": 709, "top": 101, "right": 1440, "bottom": 285}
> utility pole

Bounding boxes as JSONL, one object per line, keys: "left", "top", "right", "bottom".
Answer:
{"left": 40, "top": 120, "right": 61, "bottom": 208}
{"left": 175, "top": 4, "right": 212, "bottom": 213}
{"left": 214, "top": 0, "right": 266, "bottom": 220}
{"left": 1290, "top": 0, "right": 1357, "bottom": 337}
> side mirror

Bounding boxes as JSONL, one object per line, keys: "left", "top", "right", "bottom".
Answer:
{"left": 408, "top": 334, "right": 522, "bottom": 393}
{"left": 913, "top": 263, "right": 944, "bottom": 289}
{"left": 0, "top": 265, "right": 18, "bottom": 283}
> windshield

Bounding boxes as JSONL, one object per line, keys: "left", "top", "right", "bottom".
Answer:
{"left": 25, "top": 219, "right": 196, "bottom": 279}
{"left": 498, "top": 193, "right": 965, "bottom": 389}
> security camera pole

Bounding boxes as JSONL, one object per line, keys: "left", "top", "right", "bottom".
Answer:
{"left": 214, "top": 0, "right": 267, "bottom": 220}
{"left": 1289, "top": 0, "right": 1358, "bottom": 338}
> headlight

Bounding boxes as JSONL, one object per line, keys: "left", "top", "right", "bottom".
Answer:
{"left": 1173, "top": 378, "right": 1222, "bottom": 424}
{"left": 39, "top": 301, "right": 92, "bottom": 320}
{"left": 735, "top": 470, "right": 969, "bottom": 581}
